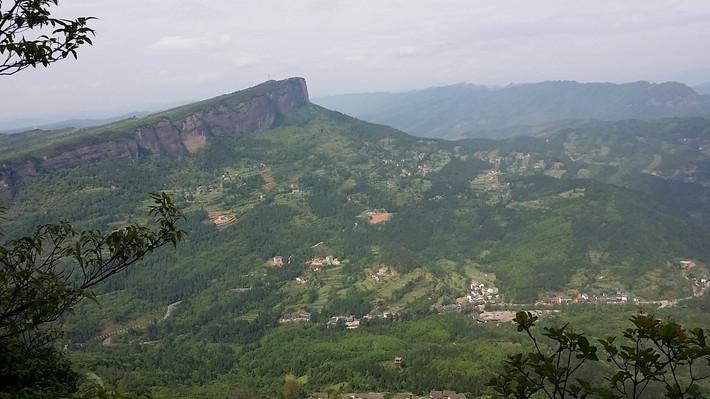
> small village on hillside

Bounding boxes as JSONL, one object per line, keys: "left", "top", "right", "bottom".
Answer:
{"left": 311, "top": 390, "right": 468, "bottom": 399}
{"left": 277, "top": 257, "right": 710, "bottom": 327}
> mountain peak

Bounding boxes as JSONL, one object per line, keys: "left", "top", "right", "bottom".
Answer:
{"left": 217, "top": 77, "right": 309, "bottom": 109}
{"left": 0, "top": 78, "right": 311, "bottom": 199}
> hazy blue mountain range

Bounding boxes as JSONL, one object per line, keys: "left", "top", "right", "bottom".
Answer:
{"left": 695, "top": 82, "right": 710, "bottom": 95}
{"left": 0, "top": 112, "right": 152, "bottom": 134}
{"left": 315, "top": 81, "right": 710, "bottom": 139}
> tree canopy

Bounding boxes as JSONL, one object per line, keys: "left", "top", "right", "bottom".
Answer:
{"left": 0, "top": 192, "right": 185, "bottom": 398}
{"left": 489, "top": 312, "right": 710, "bottom": 399}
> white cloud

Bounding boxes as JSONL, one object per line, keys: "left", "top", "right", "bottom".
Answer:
{"left": 232, "top": 55, "right": 259, "bottom": 68}
{"left": 150, "top": 33, "right": 231, "bottom": 50}
{"left": 3, "top": 0, "right": 710, "bottom": 125}
{"left": 151, "top": 35, "right": 199, "bottom": 50}
{"left": 393, "top": 47, "right": 422, "bottom": 58}
{"left": 344, "top": 54, "right": 365, "bottom": 63}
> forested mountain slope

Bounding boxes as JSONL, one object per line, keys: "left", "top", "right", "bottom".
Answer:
{"left": 315, "top": 81, "right": 710, "bottom": 139}
{"left": 3, "top": 78, "right": 710, "bottom": 397}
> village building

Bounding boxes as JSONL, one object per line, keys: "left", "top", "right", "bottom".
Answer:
{"left": 539, "top": 289, "right": 634, "bottom": 306}
{"left": 278, "top": 310, "right": 312, "bottom": 324}
{"left": 679, "top": 260, "right": 696, "bottom": 271}
{"left": 394, "top": 357, "right": 403, "bottom": 368}
{"left": 344, "top": 394, "right": 385, "bottom": 399}
{"left": 371, "top": 266, "right": 393, "bottom": 281}
{"left": 429, "top": 390, "right": 467, "bottom": 399}
{"left": 327, "top": 315, "right": 361, "bottom": 329}
{"left": 307, "top": 256, "right": 341, "bottom": 267}
{"left": 272, "top": 256, "right": 284, "bottom": 266}
{"left": 576, "top": 292, "right": 590, "bottom": 302}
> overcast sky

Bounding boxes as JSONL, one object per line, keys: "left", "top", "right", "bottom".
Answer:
{"left": 2, "top": 0, "right": 710, "bottom": 128}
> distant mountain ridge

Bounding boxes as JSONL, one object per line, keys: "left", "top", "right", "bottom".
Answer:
{"left": 315, "top": 80, "right": 710, "bottom": 139}
{"left": 0, "top": 112, "right": 157, "bottom": 134}
{"left": 695, "top": 82, "right": 710, "bottom": 95}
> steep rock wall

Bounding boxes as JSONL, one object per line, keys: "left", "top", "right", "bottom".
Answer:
{"left": 0, "top": 77, "right": 309, "bottom": 199}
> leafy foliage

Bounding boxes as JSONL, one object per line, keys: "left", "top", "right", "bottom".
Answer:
{"left": 0, "top": 0, "right": 95, "bottom": 76}
{"left": 0, "top": 193, "right": 185, "bottom": 398}
{"left": 489, "top": 312, "right": 710, "bottom": 398}
{"left": 488, "top": 312, "right": 599, "bottom": 399}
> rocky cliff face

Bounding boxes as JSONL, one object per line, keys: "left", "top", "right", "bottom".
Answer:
{"left": 0, "top": 77, "right": 309, "bottom": 199}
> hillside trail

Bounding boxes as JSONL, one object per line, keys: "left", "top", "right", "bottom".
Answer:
{"left": 161, "top": 300, "right": 182, "bottom": 321}
{"left": 93, "top": 300, "right": 182, "bottom": 344}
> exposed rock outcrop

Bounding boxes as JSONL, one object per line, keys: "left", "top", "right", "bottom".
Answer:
{"left": 0, "top": 77, "right": 309, "bottom": 199}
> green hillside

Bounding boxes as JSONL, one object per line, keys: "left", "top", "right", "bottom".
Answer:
{"left": 3, "top": 81, "right": 710, "bottom": 397}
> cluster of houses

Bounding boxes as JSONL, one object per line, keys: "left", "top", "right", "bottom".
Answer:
{"left": 679, "top": 260, "right": 697, "bottom": 272}
{"left": 440, "top": 280, "right": 500, "bottom": 313}
{"left": 463, "top": 280, "right": 500, "bottom": 306}
{"left": 270, "top": 254, "right": 340, "bottom": 269}
{"left": 692, "top": 276, "right": 710, "bottom": 291}
{"left": 327, "top": 315, "right": 361, "bottom": 329}
{"left": 364, "top": 311, "right": 398, "bottom": 321}
{"left": 381, "top": 157, "right": 414, "bottom": 178}
{"left": 196, "top": 183, "right": 221, "bottom": 195}
{"left": 278, "top": 310, "right": 312, "bottom": 324}
{"left": 325, "top": 312, "right": 398, "bottom": 330}
{"left": 295, "top": 256, "right": 342, "bottom": 284}
{"left": 279, "top": 311, "right": 402, "bottom": 326}
{"left": 379, "top": 152, "right": 435, "bottom": 179}
{"left": 308, "top": 256, "right": 342, "bottom": 268}
{"left": 371, "top": 266, "right": 395, "bottom": 281}
{"left": 313, "top": 390, "right": 467, "bottom": 399}
{"left": 676, "top": 260, "right": 709, "bottom": 292}
{"left": 537, "top": 289, "right": 636, "bottom": 306}
{"left": 271, "top": 256, "right": 291, "bottom": 266}
{"left": 474, "top": 151, "right": 537, "bottom": 171}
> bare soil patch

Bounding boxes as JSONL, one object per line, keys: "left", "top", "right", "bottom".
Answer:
{"left": 368, "top": 212, "right": 393, "bottom": 224}
{"left": 207, "top": 211, "right": 236, "bottom": 226}
{"left": 260, "top": 166, "right": 276, "bottom": 190}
